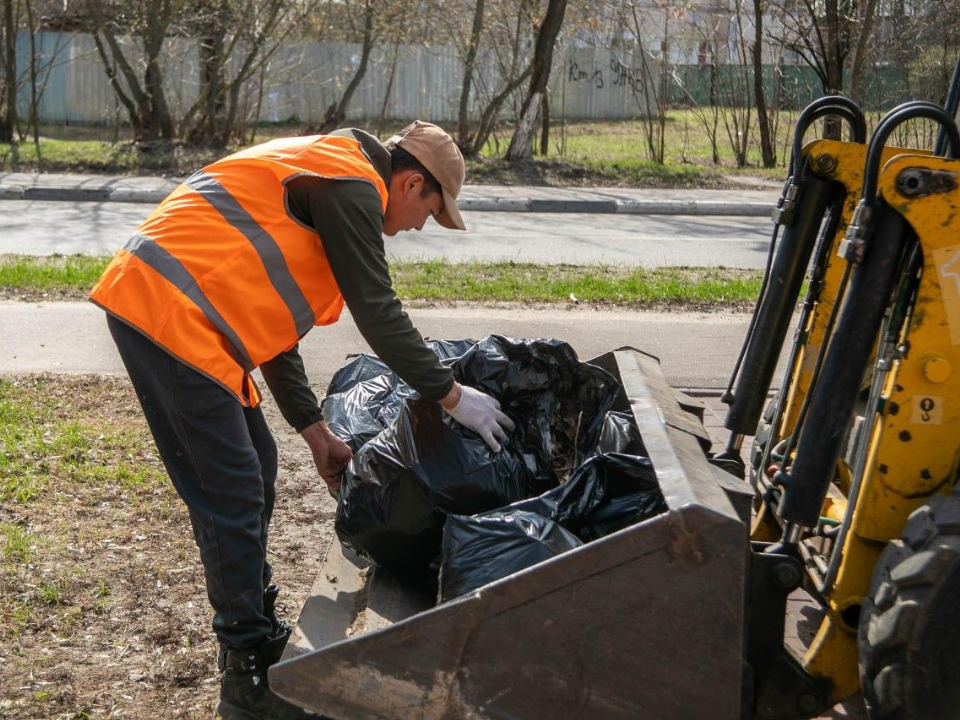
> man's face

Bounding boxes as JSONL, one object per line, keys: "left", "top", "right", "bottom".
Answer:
{"left": 383, "top": 170, "right": 444, "bottom": 237}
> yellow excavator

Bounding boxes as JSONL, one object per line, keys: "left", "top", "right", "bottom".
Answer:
{"left": 268, "top": 57, "right": 960, "bottom": 719}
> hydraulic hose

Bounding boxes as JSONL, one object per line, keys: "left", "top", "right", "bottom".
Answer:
{"left": 790, "top": 97, "right": 867, "bottom": 179}
{"left": 723, "top": 172, "right": 842, "bottom": 436}
{"left": 861, "top": 102, "right": 960, "bottom": 205}
{"left": 776, "top": 103, "right": 960, "bottom": 531}
{"left": 935, "top": 55, "right": 960, "bottom": 155}
{"left": 721, "top": 97, "right": 864, "bottom": 438}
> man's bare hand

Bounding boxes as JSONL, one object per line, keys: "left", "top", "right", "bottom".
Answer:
{"left": 300, "top": 421, "right": 353, "bottom": 493}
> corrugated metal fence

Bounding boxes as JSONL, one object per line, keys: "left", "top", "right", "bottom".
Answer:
{"left": 16, "top": 32, "right": 839, "bottom": 125}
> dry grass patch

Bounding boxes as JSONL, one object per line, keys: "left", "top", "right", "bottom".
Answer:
{"left": 0, "top": 375, "right": 332, "bottom": 718}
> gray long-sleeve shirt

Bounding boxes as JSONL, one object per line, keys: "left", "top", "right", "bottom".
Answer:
{"left": 258, "top": 129, "right": 454, "bottom": 431}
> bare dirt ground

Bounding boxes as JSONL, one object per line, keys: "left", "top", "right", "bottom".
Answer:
{"left": 0, "top": 375, "right": 331, "bottom": 718}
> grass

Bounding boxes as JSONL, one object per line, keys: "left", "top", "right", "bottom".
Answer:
{"left": 0, "top": 254, "right": 762, "bottom": 308}
{"left": 0, "top": 375, "right": 212, "bottom": 714}
{"left": 1, "top": 523, "right": 32, "bottom": 564}
{"left": 396, "top": 260, "right": 761, "bottom": 307}
{"left": 2, "top": 110, "right": 940, "bottom": 186}
{"left": 477, "top": 113, "right": 791, "bottom": 186}
{"left": 0, "top": 254, "right": 110, "bottom": 296}
{"left": 0, "top": 133, "right": 227, "bottom": 176}
{"left": 0, "top": 374, "right": 316, "bottom": 715}
{"left": 0, "top": 376, "right": 166, "bottom": 505}
{"left": 38, "top": 578, "right": 65, "bottom": 606}
{"left": 0, "top": 114, "right": 798, "bottom": 186}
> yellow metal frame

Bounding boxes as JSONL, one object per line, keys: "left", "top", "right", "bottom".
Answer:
{"left": 775, "top": 140, "right": 918, "bottom": 446}
{"left": 801, "top": 153, "right": 960, "bottom": 701}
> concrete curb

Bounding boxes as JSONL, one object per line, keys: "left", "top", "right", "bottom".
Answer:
{"left": 461, "top": 198, "right": 772, "bottom": 216}
{"left": 0, "top": 184, "right": 775, "bottom": 217}
{"left": 0, "top": 186, "right": 160, "bottom": 202}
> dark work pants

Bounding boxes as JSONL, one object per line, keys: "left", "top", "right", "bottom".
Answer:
{"left": 107, "top": 315, "right": 276, "bottom": 650}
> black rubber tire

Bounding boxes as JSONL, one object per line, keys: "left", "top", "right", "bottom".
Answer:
{"left": 858, "top": 495, "right": 960, "bottom": 720}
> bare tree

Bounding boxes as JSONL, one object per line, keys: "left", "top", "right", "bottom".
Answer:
{"left": 0, "top": 0, "right": 16, "bottom": 143}
{"left": 87, "top": 0, "right": 186, "bottom": 143}
{"left": 873, "top": 0, "right": 959, "bottom": 148}
{"left": 23, "top": 0, "right": 41, "bottom": 156}
{"left": 312, "top": 0, "right": 376, "bottom": 134}
{"left": 445, "top": 0, "right": 535, "bottom": 156}
{"left": 374, "top": 39, "right": 401, "bottom": 136}
{"left": 772, "top": 0, "right": 880, "bottom": 135}
{"left": 458, "top": 0, "right": 486, "bottom": 143}
{"left": 847, "top": 0, "right": 879, "bottom": 105}
{"left": 505, "top": 0, "right": 568, "bottom": 161}
{"left": 619, "top": 1, "right": 672, "bottom": 164}
{"left": 716, "top": 0, "right": 753, "bottom": 167}
{"left": 179, "top": 0, "right": 304, "bottom": 146}
{"left": 678, "top": 8, "right": 724, "bottom": 164}
{"left": 752, "top": 0, "right": 776, "bottom": 166}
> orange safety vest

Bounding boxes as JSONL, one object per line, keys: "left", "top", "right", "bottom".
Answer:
{"left": 90, "top": 135, "right": 389, "bottom": 406}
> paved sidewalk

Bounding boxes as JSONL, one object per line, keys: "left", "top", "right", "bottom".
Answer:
{"left": 0, "top": 301, "right": 763, "bottom": 390}
{"left": 0, "top": 171, "right": 780, "bottom": 216}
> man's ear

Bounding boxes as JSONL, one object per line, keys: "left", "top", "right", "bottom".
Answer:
{"left": 403, "top": 171, "right": 424, "bottom": 196}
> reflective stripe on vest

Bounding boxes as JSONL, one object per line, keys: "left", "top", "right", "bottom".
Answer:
{"left": 124, "top": 232, "right": 254, "bottom": 373}
{"left": 184, "top": 171, "right": 316, "bottom": 339}
{"left": 90, "top": 134, "right": 389, "bottom": 406}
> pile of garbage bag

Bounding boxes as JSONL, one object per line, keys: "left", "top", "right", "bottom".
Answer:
{"left": 438, "top": 452, "right": 666, "bottom": 601}
{"left": 328, "top": 335, "right": 664, "bottom": 587}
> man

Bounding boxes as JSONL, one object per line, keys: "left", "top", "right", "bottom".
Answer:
{"left": 90, "top": 121, "right": 515, "bottom": 719}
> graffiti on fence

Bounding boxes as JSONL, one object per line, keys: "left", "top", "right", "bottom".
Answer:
{"left": 567, "top": 57, "right": 646, "bottom": 95}
{"left": 567, "top": 60, "right": 604, "bottom": 89}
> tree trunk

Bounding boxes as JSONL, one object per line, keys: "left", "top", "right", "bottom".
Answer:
{"left": 752, "top": 0, "right": 775, "bottom": 167}
{"left": 25, "top": 0, "right": 40, "bottom": 160}
{"left": 192, "top": 0, "right": 229, "bottom": 146}
{"left": 181, "top": 0, "right": 286, "bottom": 146}
{"left": 465, "top": 64, "right": 531, "bottom": 156}
{"left": 376, "top": 41, "right": 400, "bottom": 136}
{"left": 0, "top": 0, "right": 16, "bottom": 143}
{"left": 822, "top": 0, "right": 843, "bottom": 139}
{"left": 316, "top": 0, "right": 375, "bottom": 134}
{"left": 539, "top": 88, "right": 549, "bottom": 156}
{"left": 143, "top": 1, "right": 175, "bottom": 141}
{"left": 457, "top": 0, "right": 485, "bottom": 145}
{"left": 505, "top": 0, "right": 568, "bottom": 162}
{"left": 87, "top": 0, "right": 156, "bottom": 142}
{"left": 849, "top": 0, "right": 880, "bottom": 106}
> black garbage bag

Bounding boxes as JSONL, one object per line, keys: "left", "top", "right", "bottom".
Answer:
{"left": 332, "top": 335, "right": 620, "bottom": 580}
{"left": 437, "top": 452, "right": 666, "bottom": 600}
{"left": 439, "top": 509, "right": 583, "bottom": 601}
{"left": 325, "top": 354, "right": 391, "bottom": 395}
{"left": 322, "top": 340, "right": 477, "bottom": 452}
{"left": 322, "top": 372, "right": 417, "bottom": 453}
{"left": 326, "top": 339, "right": 476, "bottom": 396}
{"left": 336, "top": 398, "right": 535, "bottom": 580}
{"left": 491, "top": 452, "right": 666, "bottom": 541}
{"left": 548, "top": 453, "right": 666, "bottom": 541}
{"left": 454, "top": 336, "right": 619, "bottom": 491}
{"left": 591, "top": 411, "right": 648, "bottom": 457}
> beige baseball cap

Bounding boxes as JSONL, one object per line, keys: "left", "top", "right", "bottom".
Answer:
{"left": 387, "top": 120, "right": 466, "bottom": 230}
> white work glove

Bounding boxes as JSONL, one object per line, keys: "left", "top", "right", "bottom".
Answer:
{"left": 446, "top": 385, "right": 517, "bottom": 452}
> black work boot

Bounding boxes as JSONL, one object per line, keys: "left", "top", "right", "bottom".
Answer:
{"left": 217, "top": 636, "right": 314, "bottom": 719}
{"left": 216, "top": 585, "right": 293, "bottom": 676}
{"left": 263, "top": 584, "right": 293, "bottom": 639}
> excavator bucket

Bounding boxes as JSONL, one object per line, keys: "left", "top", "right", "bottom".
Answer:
{"left": 269, "top": 348, "right": 751, "bottom": 719}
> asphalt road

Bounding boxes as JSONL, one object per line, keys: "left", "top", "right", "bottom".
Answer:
{"left": 0, "top": 199, "right": 773, "bottom": 268}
